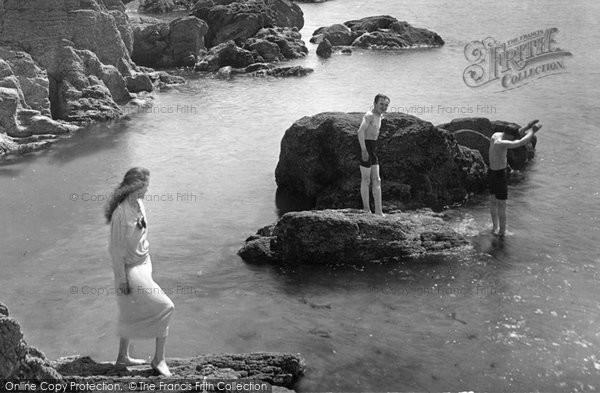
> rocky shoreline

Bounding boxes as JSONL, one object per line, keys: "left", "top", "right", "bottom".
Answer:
{"left": 0, "top": 0, "right": 452, "bottom": 156}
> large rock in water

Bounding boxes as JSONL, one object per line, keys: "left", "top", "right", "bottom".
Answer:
{"left": 239, "top": 209, "right": 470, "bottom": 264}
{"left": 275, "top": 112, "right": 487, "bottom": 211}
{"left": 437, "top": 117, "right": 537, "bottom": 170}
{"left": 131, "top": 15, "right": 209, "bottom": 68}
{"left": 191, "top": 0, "right": 304, "bottom": 47}
{"left": 310, "top": 15, "right": 444, "bottom": 48}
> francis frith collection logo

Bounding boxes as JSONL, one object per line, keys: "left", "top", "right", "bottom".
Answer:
{"left": 463, "top": 27, "right": 571, "bottom": 91}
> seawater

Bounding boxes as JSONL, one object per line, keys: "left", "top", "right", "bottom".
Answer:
{"left": 1, "top": 0, "right": 599, "bottom": 391}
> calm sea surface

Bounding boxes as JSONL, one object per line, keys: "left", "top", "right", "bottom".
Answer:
{"left": 1, "top": 0, "right": 599, "bottom": 391}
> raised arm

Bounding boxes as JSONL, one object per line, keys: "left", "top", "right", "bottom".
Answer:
{"left": 497, "top": 120, "right": 542, "bottom": 149}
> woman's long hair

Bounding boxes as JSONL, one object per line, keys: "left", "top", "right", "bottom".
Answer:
{"left": 104, "top": 167, "right": 150, "bottom": 224}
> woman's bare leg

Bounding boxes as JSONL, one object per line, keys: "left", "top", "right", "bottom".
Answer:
{"left": 151, "top": 336, "right": 172, "bottom": 376}
{"left": 116, "top": 337, "right": 146, "bottom": 365}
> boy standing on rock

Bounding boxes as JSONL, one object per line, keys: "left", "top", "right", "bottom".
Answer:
{"left": 358, "top": 94, "right": 390, "bottom": 216}
{"left": 488, "top": 119, "right": 542, "bottom": 237}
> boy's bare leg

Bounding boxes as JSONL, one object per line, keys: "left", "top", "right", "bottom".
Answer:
{"left": 116, "top": 337, "right": 146, "bottom": 366}
{"left": 497, "top": 199, "right": 507, "bottom": 237}
{"left": 490, "top": 196, "right": 499, "bottom": 234}
{"left": 371, "top": 165, "right": 384, "bottom": 216}
{"left": 360, "top": 166, "right": 372, "bottom": 213}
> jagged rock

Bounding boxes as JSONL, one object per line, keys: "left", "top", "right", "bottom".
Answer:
{"left": 245, "top": 39, "right": 282, "bottom": 62}
{"left": 0, "top": 302, "right": 64, "bottom": 381}
{"left": 126, "top": 73, "right": 154, "bottom": 92}
{"left": 316, "top": 38, "right": 332, "bottom": 58}
{"left": 248, "top": 27, "right": 308, "bottom": 60}
{"left": 0, "top": 48, "right": 51, "bottom": 117}
{"left": 52, "top": 46, "right": 126, "bottom": 122}
{"left": 131, "top": 15, "right": 209, "bottom": 68}
{"left": 341, "top": 48, "right": 352, "bottom": 54}
{"left": 311, "top": 15, "right": 444, "bottom": 49}
{"left": 437, "top": 117, "right": 536, "bottom": 170}
{"left": 195, "top": 41, "right": 255, "bottom": 72}
{"left": 239, "top": 209, "right": 470, "bottom": 264}
{"left": 191, "top": 0, "right": 304, "bottom": 47}
{"left": 275, "top": 112, "right": 487, "bottom": 210}
{"left": 0, "top": 0, "right": 144, "bottom": 127}
{"left": 110, "top": 10, "right": 134, "bottom": 55}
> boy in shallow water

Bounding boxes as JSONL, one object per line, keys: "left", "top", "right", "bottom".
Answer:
{"left": 488, "top": 119, "right": 542, "bottom": 237}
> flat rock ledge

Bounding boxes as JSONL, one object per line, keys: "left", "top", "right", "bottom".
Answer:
{"left": 51, "top": 353, "right": 304, "bottom": 392}
{"left": 0, "top": 302, "right": 304, "bottom": 392}
{"left": 239, "top": 208, "right": 470, "bottom": 265}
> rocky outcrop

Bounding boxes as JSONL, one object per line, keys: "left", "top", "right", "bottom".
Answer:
{"left": 0, "top": 49, "right": 80, "bottom": 155}
{"left": 0, "top": 0, "right": 139, "bottom": 124}
{"left": 53, "top": 353, "right": 304, "bottom": 388}
{"left": 244, "top": 27, "right": 308, "bottom": 61}
{"left": 310, "top": 15, "right": 444, "bottom": 49}
{"left": 132, "top": 15, "right": 209, "bottom": 68}
{"left": 437, "top": 117, "right": 536, "bottom": 170}
{"left": 0, "top": 302, "right": 64, "bottom": 381}
{"left": 195, "top": 40, "right": 255, "bottom": 71}
{"left": 239, "top": 209, "right": 470, "bottom": 264}
{"left": 0, "top": 301, "right": 304, "bottom": 391}
{"left": 191, "top": 0, "right": 304, "bottom": 47}
{"left": 275, "top": 112, "right": 487, "bottom": 211}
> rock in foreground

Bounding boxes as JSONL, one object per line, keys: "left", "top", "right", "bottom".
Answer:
{"left": 53, "top": 353, "right": 304, "bottom": 390}
{"left": 0, "top": 302, "right": 304, "bottom": 391}
{"left": 239, "top": 209, "right": 470, "bottom": 264}
{"left": 275, "top": 112, "right": 487, "bottom": 210}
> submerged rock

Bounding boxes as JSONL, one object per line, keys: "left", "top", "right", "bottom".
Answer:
{"left": 437, "top": 117, "right": 536, "bottom": 170}
{"left": 316, "top": 38, "right": 332, "bottom": 58}
{"left": 250, "top": 65, "right": 313, "bottom": 77}
{"left": 239, "top": 209, "right": 470, "bottom": 264}
{"left": 275, "top": 112, "right": 487, "bottom": 210}
{"left": 311, "top": 15, "right": 444, "bottom": 49}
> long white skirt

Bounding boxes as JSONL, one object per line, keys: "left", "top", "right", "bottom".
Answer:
{"left": 115, "top": 256, "right": 174, "bottom": 339}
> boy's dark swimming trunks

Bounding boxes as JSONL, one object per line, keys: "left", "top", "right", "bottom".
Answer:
{"left": 488, "top": 168, "right": 508, "bottom": 200}
{"left": 359, "top": 139, "right": 379, "bottom": 167}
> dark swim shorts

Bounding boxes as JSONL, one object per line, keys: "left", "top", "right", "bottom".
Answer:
{"left": 359, "top": 139, "right": 379, "bottom": 167}
{"left": 488, "top": 168, "right": 508, "bottom": 200}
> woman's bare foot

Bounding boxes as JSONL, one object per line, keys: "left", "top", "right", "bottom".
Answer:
{"left": 115, "top": 356, "right": 146, "bottom": 366}
{"left": 151, "top": 359, "right": 172, "bottom": 377}
{"left": 375, "top": 211, "right": 385, "bottom": 217}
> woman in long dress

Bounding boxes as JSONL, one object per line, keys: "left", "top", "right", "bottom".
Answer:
{"left": 105, "top": 167, "right": 174, "bottom": 376}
